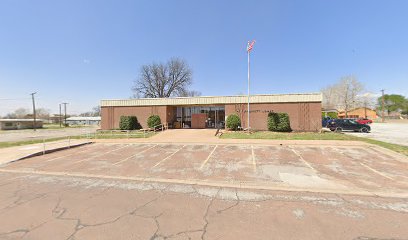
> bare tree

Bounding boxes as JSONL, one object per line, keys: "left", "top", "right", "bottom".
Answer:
{"left": 92, "top": 105, "right": 101, "bottom": 116}
{"left": 132, "top": 58, "right": 194, "bottom": 98}
{"left": 179, "top": 90, "right": 202, "bottom": 97}
{"left": 4, "top": 108, "right": 30, "bottom": 119}
{"left": 321, "top": 85, "right": 339, "bottom": 109}
{"left": 321, "top": 76, "right": 364, "bottom": 117}
{"left": 357, "top": 92, "right": 377, "bottom": 109}
{"left": 79, "top": 106, "right": 101, "bottom": 117}
{"left": 35, "top": 108, "right": 50, "bottom": 119}
{"left": 336, "top": 76, "right": 364, "bottom": 117}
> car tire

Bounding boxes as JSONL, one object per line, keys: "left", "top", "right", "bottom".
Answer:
{"left": 335, "top": 127, "right": 342, "bottom": 133}
{"left": 361, "top": 127, "right": 368, "bottom": 133}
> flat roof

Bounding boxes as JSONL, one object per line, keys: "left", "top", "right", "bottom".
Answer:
{"left": 66, "top": 117, "right": 101, "bottom": 121}
{"left": 0, "top": 119, "right": 44, "bottom": 122}
{"left": 101, "top": 93, "right": 322, "bottom": 107}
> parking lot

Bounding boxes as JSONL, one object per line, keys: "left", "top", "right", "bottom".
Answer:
{"left": 0, "top": 142, "right": 407, "bottom": 239}
{"left": 345, "top": 122, "right": 408, "bottom": 146}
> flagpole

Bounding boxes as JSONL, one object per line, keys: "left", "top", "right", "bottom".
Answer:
{"left": 247, "top": 47, "right": 250, "bottom": 133}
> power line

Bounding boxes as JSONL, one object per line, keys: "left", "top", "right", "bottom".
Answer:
{"left": 0, "top": 98, "right": 31, "bottom": 101}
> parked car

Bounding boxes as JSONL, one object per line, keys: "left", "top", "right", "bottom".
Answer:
{"left": 322, "top": 117, "right": 335, "bottom": 127}
{"left": 328, "top": 119, "right": 371, "bottom": 133}
{"left": 356, "top": 118, "right": 373, "bottom": 125}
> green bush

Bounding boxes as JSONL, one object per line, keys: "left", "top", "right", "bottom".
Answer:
{"left": 267, "top": 112, "right": 280, "bottom": 131}
{"left": 119, "top": 116, "right": 142, "bottom": 130}
{"left": 267, "top": 112, "right": 292, "bottom": 132}
{"left": 226, "top": 114, "right": 241, "bottom": 130}
{"left": 322, "top": 112, "right": 338, "bottom": 119}
{"left": 147, "top": 115, "right": 161, "bottom": 128}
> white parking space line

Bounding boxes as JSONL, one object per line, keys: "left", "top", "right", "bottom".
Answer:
{"left": 72, "top": 144, "right": 130, "bottom": 164}
{"left": 112, "top": 145, "right": 157, "bottom": 166}
{"left": 251, "top": 145, "right": 257, "bottom": 172}
{"left": 289, "top": 147, "right": 316, "bottom": 172}
{"left": 152, "top": 145, "right": 185, "bottom": 168}
{"left": 359, "top": 162, "right": 394, "bottom": 181}
{"left": 200, "top": 145, "right": 218, "bottom": 169}
{"left": 46, "top": 144, "right": 99, "bottom": 162}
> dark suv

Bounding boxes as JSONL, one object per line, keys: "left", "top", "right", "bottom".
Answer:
{"left": 328, "top": 119, "right": 371, "bottom": 133}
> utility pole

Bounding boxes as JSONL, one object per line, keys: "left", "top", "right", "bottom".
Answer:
{"left": 62, "top": 102, "right": 68, "bottom": 127}
{"left": 30, "top": 92, "right": 37, "bottom": 131}
{"left": 364, "top": 100, "right": 367, "bottom": 118}
{"left": 381, "top": 89, "right": 385, "bottom": 123}
{"left": 59, "top": 104, "right": 62, "bottom": 127}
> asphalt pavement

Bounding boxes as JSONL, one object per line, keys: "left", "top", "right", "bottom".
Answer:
{"left": 345, "top": 122, "right": 408, "bottom": 146}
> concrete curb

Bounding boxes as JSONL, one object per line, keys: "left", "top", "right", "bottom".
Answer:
{"left": 1, "top": 168, "right": 407, "bottom": 199}
{"left": 1, "top": 141, "right": 94, "bottom": 166}
{"left": 91, "top": 138, "right": 371, "bottom": 146}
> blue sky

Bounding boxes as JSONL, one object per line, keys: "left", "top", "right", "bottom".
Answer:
{"left": 0, "top": 0, "right": 407, "bottom": 115}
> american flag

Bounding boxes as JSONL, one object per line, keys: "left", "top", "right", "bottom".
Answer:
{"left": 247, "top": 40, "right": 255, "bottom": 52}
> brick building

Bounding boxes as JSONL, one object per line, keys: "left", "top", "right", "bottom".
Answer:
{"left": 338, "top": 107, "right": 377, "bottom": 119}
{"left": 101, "top": 93, "right": 322, "bottom": 131}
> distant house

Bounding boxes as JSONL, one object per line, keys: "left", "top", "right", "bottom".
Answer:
{"left": 338, "top": 108, "right": 377, "bottom": 119}
{"left": 0, "top": 119, "right": 43, "bottom": 130}
{"left": 66, "top": 116, "right": 101, "bottom": 126}
{"left": 48, "top": 114, "right": 64, "bottom": 124}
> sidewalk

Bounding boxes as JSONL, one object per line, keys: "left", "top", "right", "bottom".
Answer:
{"left": 0, "top": 139, "right": 92, "bottom": 165}
{"left": 93, "top": 129, "right": 370, "bottom": 146}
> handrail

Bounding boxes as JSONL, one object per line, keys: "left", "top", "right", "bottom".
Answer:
{"left": 152, "top": 122, "right": 168, "bottom": 132}
{"left": 40, "top": 136, "right": 72, "bottom": 155}
{"left": 89, "top": 129, "right": 149, "bottom": 138}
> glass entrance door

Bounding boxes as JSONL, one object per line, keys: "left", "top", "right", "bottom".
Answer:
{"left": 206, "top": 107, "right": 225, "bottom": 129}
{"left": 175, "top": 106, "right": 225, "bottom": 129}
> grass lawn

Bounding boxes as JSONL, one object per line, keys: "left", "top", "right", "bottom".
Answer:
{"left": 43, "top": 124, "right": 94, "bottom": 129}
{"left": 83, "top": 131, "right": 156, "bottom": 139}
{"left": 220, "top": 131, "right": 408, "bottom": 156}
{"left": 0, "top": 137, "right": 69, "bottom": 149}
{"left": 42, "top": 124, "right": 64, "bottom": 129}
{"left": 0, "top": 131, "right": 156, "bottom": 149}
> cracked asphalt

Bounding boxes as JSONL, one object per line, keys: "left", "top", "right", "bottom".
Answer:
{"left": 0, "top": 143, "right": 407, "bottom": 239}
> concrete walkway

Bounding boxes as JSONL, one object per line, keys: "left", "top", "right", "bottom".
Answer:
{"left": 149, "top": 129, "right": 219, "bottom": 143}
{"left": 0, "top": 139, "right": 92, "bottom": 165}
{"left": 94, "top": 129, "right": 371, "bottom": 146}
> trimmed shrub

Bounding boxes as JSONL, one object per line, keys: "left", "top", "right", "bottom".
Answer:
{"left": 267, "top": 112, "right": 280, "bottom": 131}
{"left": 321, "top": 112, "right": 338, "bottom": 119}
{"left": 147, "top": 115, "right": 161, "bottom": 128}
{"left": 226, "top": 114, "right": 241, "bottom": 131}
{"left": 119, "top": 116, "right": 142, "bottom": 130}
{"left": 267, "top": 112, "right": 292, "bottom": 132}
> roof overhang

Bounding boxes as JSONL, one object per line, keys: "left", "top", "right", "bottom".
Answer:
{"left": 0, "top": 119, "right": 44, "bottom": 122}
{"left": 101, "top": 93, "right": 322, "bottom": 107}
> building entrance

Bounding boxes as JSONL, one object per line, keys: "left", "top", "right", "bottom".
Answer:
{"left": 174, "top": 106, "right": 225, "bottom": 129}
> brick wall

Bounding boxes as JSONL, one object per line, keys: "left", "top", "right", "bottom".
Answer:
{"left": 102, "top": 102, "right": 322, "bottom": 131}
{"left": 225, "top": 102, "right": 322, "bottom": 131}
{"left": 101, "top": 106, "right": 168, "bottom": 129}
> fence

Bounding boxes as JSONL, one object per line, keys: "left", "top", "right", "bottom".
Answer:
{"left": 26, "top": 124, "right": 170, "bottom": 157}
{"left": 80, "top": 123, "right": 169, "bottom": 139}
